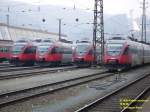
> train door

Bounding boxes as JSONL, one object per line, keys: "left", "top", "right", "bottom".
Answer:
{"left": 61, "top": 47, "right": 72, "bottom": 63}
{"left": 137, "top": 45, "right": 143, "bottom": 65}
{"left": 50, "top": 46, "right": 62, "bottom": 62}
{"left": 129, "top": 45, "right": 138, "bottom": 66}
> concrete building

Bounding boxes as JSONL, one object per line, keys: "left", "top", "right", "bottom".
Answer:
{"left": 0, "top": 23, "right": 67, "bottom": 41}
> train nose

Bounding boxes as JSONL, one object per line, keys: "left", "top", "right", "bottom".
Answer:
{"left": 75, "top": 57, "right": 84, "bottom": 61}
{"left": 39, "top": 57, "right": 45, "bottom": 61}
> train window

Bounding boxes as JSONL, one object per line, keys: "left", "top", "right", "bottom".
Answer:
{"left": 30, "top": 46, "right": 36, "bottom": 53}
{"left": 51, "top": 47, "right": 61, "bottom": 54}
{"left": 63, "top": 48, "right": 72, "bottom": 54}
{"left": 55, "top": 47, "right": 61, "bottom": 53}
{"left": 132, "top": 47, "right": 136, "bottom": 54}
{"left": 24, "top": 46, "right": 36, "bottom": 54}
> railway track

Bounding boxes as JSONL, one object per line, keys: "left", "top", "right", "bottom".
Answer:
{"left": 0, "top": 64, "right": 14, "bottom": 68}
{"left": 75, "top": 72, "right": 150, "bottom": 112}
{"left": 0, "top": 63, "right": 73, "bottom": 72}
{"left": 0, "top": 66, "right": 40, "bottom": 72}
{"left": 0, "top": 62, "right": 9, "bottom": 66}
{"left": 0, "top": 70, "right": 111, "bottom": 107}
{"left": 121, "top": 86, "right": 150, "bottom": 112}
{"left": 0, "top": 66, "right": 77, "bottom": 80}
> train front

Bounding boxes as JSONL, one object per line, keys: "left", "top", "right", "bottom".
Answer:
{"left": 36, "top": 42, "right": 51, "bottom": 66}
{"left": 9, "top": 41, "right": 36, "bottom": 66}
{"left": 73, "top": 42, "right": 93, "bottom": 67}
{"left": 104, "top": 38, "right": 131, "bottom": 70}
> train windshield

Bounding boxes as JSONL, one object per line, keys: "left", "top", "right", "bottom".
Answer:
{"left": 106, "top": 43, "right": 123, "bottom": 56}
{"left": 37, "top": 45, "right": 50, "bottom": 55}
{"left": 12, "top": 45, "right": 24, "bottom": 54}
{"left": 76, "top": 45, "right": 89, "bottom": 53}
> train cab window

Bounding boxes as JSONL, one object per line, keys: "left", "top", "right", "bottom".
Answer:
{"left": 24, "top": 46, "right": 36, "bottom": 54}
{"left": 106, "top": 43, "right": 123, "bottom": 56}
{"left": 12, "top": 45, "right": 24, "bottom": 54}
{"left": 76, "top": 45, "right": 89, "bottom": 53}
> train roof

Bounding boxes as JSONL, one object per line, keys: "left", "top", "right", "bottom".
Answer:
{"left": 106, "top": 37, "right": 150, "bottom": 48}
{"left": 37, "top": 40, "right": 72, "bottom": 47}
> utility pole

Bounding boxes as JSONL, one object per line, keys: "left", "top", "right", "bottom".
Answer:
{"left": 58, "top": 19, "right": 62, "bottom": 41}
{"left": 6, "top": 14, "right": 9, "bottom": 25}
{"left": 8, "top": 6, "right": 10, "bottom": 12}
{"left": 6, "top": 6, "right": 10, "bottom": 25}
{"left": 93, "top": 0, "right": 104, "bottom": 65}
{"left": 141, "top": 0, "right": 147, "bottom": 42}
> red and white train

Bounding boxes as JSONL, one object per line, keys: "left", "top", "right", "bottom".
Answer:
{"left": 0, "top": 40, "right": 13, "bottom": 62}
{"left": 9, "top": 40, "right": 37, "bottom": 66}
{"left": 73, "top": 40, "right": 101, "bottom": 67}
{"left": 104, "top": 37, "right": 150, "bottom": 70}
{"left": 36, "top": 38, "right": 73, "bottom": 66}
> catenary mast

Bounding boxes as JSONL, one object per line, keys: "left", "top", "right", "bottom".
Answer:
{"left": 93, "top": 0, "right": 104, "bottom": 64}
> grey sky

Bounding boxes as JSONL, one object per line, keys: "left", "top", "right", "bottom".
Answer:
{"left": 11, "top": 0, "right": 149, "bottom": 18}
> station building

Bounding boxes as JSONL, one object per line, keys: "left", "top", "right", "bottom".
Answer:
{"left": 0, "top": 23, "right": 67, "bottom": 41}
